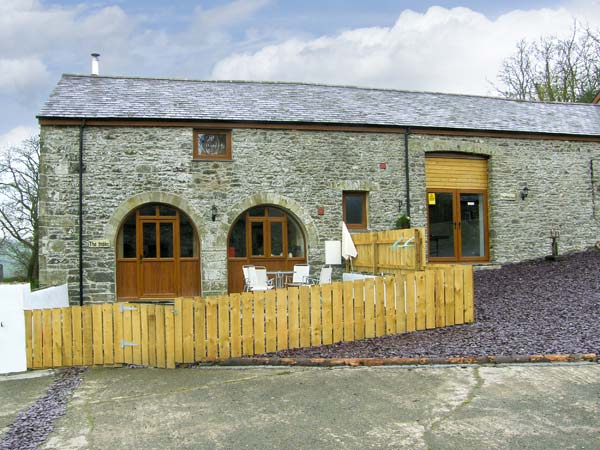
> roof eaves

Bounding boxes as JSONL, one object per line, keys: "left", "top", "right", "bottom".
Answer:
{"left": 36, "top": 116, "right": 600, "bottom": 139}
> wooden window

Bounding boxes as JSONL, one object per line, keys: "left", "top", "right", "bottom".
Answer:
{"left": 193, "top": 129, "right": 231, "bottom": 160}
{"left": 343, "top": 191, "right": 367, "bottom": 229}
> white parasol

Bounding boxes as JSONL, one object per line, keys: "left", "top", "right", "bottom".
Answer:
{"left": 341, "top": 221, "right": 357, "bottom": 270}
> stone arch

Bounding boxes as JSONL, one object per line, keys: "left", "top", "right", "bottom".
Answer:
{"left": 215, "top": 192, "right": 319, "bottom": 251}
{"left": 105, "top": 191, "right": 205, "bottom": 246}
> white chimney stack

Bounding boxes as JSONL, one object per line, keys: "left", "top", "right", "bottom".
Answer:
{"left": 91, "top": 53, "right": 100, "bottom": 76}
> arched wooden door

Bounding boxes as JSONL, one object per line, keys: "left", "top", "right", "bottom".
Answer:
{"left": 227, "top": 205, "right": 307, "bottom": 293}
{"left": 116, "top": 203, "right": 201, "bottom": 300}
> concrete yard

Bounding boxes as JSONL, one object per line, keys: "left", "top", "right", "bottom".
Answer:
{"left": 2, "top": 364, "right": 600, "bottom": 449}
{"left": 0, "top": 370, "right": 55, "bottom": 440}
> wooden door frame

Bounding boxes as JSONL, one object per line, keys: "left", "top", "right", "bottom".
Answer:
{"left": 138, "top": 216, "right": 179, "bottom": 299}
{"left": 116, "top": 204, "right": 201, "bottom": 301}
{"left": 247, "top": 213, "right": 287, "bottom": 259}
{"left": 227, "top": 205, "right": 307, "bottom": 293}
{"left": 427, "top": 189, "right": 489, "bottom": 263}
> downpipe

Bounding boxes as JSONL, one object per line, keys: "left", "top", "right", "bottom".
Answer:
{"left": 78, "top": 120, "right": 85, "bottom": 306}
{"left": 404, "top": 127, "right": 411, "bottom": 217}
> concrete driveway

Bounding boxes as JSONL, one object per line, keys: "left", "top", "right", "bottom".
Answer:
{"left": 2, "top": 364, "right": 600, "bottom": 449}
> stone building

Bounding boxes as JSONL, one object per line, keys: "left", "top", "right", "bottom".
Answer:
{"left": 38, "top": 74, "right": 600, "bottom": 304}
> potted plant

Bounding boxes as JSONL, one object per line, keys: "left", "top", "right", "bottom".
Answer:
{"left": 395, "top": 214, "right": 411, "bottom": 229}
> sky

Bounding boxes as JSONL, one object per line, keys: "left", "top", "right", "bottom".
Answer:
{"left": 1, "top": 0, "right": 599, "bottom": 150}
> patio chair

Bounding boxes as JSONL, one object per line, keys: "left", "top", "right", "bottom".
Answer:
{"left": 306, "top": 266, "right": 333, "bottom": 285}
{"left": 247, "top": 266, "right": 274, "bottom": 291}
{"left": 242, "top": 265, "right": 254, "bottom": 292}
{"left": 285, "top": 264, "right": 311, "bottom": 287}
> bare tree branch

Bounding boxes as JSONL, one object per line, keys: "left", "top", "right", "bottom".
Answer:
{"left": 494, "top": 21, "right": 600, "bottom": 103}
{"left": 0, "top": 135, "right": 40, "bottom": 284}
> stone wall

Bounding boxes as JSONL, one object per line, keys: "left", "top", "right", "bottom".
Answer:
{"left": 39, "top": 124, "right": 600, "bottom": 304}
{"left": 39, "top": 126, "right": 411, "bottom": 303}
{"left": 410, "top": 134, "right": 600, "bottom": 263}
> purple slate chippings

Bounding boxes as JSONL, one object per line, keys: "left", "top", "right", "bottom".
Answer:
{"left": 269, "top": 249, "right": 600, "bottom": 359}
{"left": 0, "top": 367, "right": 87, "bottom": 450}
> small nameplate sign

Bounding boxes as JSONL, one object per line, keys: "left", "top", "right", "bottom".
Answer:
{"left": 499, "top": 193, "right": 516, "bottom": 201}
{"left": 88, "top": 239, "right": 110, "bottom": 248}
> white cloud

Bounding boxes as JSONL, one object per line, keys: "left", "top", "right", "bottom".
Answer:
{"left": 0, "top": 125, "right": 38, "bottom": 151}
{"left": 0, "top": 0, "right": 274, "bottom": 139}
{"left": 0, "top": 0, "right": 272, "bottom": 79}
{"left": 0, "top": 58, "right": 50, "bottom": 92}
{"left": 212, "top": 4, "right": 600, "bottom": 95}
{"left": 192, "top": 0, "right": 271, "bottom": 30}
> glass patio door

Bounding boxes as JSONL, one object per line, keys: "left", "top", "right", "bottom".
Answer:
{"left": 459, "top": 193, "right": 485, "bottom": 258}
{"left": 227, "top": 206, "right": 307, "bottom": 293}
{"left": 427, "top": 190, "right": 488, "bottom": 262}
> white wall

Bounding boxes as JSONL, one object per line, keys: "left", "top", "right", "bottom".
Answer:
{"left": 25, "top": 284, "right": 69, "bottom": 310}
{"left": 0, "top": 283, "right": 69, "bottom": 374}
{"left": 0, "top": 285, "right": 27, "bottom": 374}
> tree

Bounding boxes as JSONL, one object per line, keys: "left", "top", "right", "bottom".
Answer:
{"left": 0, "top": 136, "right": 40, "bottom": 286}
{"left": 495, "top": 23, "right": 600, "bottom": 103}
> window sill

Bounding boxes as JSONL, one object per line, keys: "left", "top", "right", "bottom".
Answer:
{"left": 191, "top": 158, "right": 233, "bottom": 162}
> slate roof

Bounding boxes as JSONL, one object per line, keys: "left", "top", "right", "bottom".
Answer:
{"left": 38, "top": 74, "right": 600, "bottom": 136}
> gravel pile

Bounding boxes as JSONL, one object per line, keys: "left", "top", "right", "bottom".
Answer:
{"left": 270, "top": 249, "right": 600, "bottom": 359}
{"left": 1, "top": 367, "right": 86, "bottom": 450}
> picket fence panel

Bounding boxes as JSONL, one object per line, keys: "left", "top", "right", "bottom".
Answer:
{"left": 24, "top": 265, "right": 473, "bottom": 369}
{"left": 352, "top": 228, "right": 426, "bottom": 272}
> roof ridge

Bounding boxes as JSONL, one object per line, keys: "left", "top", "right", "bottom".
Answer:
{"left": 59, "top": 74, "right": 597, "bottom": 108}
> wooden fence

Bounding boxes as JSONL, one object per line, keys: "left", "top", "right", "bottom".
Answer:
{"left": 24, "top": 265, "right": 473, "bottom": 369}
{"left": 352, "top": 228, "right": 426, "bottom": 273}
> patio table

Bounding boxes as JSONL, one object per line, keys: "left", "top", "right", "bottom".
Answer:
{"left": 267, "top": 271, "right": 294, "bottom": 289}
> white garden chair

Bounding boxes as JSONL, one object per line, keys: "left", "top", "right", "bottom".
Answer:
{"left": 306, "top": 266, "right": 333, "bottom": 285}
{"left": 248, "top": 266, "right": 274, "bottom": 291}
{"left": 242, "top": 265, "right": 254, "bottom": 292}
{"left": 285, "top": 264, "right": 311, "bottom": 287}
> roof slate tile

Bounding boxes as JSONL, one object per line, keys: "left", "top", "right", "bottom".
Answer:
{"left": 38, "top": 74, "right": 600, "bottom": 136}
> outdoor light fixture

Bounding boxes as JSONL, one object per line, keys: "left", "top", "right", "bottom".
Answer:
{"left": 211, "top": 205, "right": 217, "bottom": 221}
{"left": 520, "top": 185, "right": 530, "bottom": 201}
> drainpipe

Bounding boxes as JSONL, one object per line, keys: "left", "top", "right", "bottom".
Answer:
{"left": 404, "top": 127, "right": 411, "bottom": 217}
{"left": 78, "top": 119, "right": 86, "bottom": 306}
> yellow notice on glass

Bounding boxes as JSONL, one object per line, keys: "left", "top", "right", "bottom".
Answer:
{"left": 428, "top": 193, "right": 436, "bottom": 205}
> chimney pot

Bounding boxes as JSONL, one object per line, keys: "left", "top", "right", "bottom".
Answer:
{"left": 91, "top": 53, "right": 100, "bottom": 76}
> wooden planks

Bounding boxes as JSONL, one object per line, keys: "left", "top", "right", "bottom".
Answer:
{"left": 265, "top": 290, "right": 277, "bottom": 353}
{"left": 332, "top": 282, "right": 343, "bottom": 343}
{"left": 23, "top": 264, "right": 475, "bottom": 370}
{"left": 364, "top": 279, "right": 375, "bottom": 338}
{"left": 374, "top": 278, "right": 385, "bottom": 337}
{"left": 310, "top": 285, "right": 322, "bottom": 346}
{"left": 194, "top": 298, "right": 206, "bottom": 361}
{"left": 241, "top": 292, "right": 254, "bottom": 356}
{"left": 299, "top": 286, "right": 311, "bottom": 347}
{"left": 426, "top": 157, "right": 488, "bottom": 190}
{"left": 229, "top": 294, "right": 242, "bottom": 358}
{"left": 287, "top": 287, "right": 300, "bottom": 348}
{"left": 384, "top": 277, "right": 395, "bottom": 336}
{"left": 353, "top": 228, "right": 426, "bottom": 272}
{"left": 277, "top": 289, "right": 289, "bottom": 351}
{"left": 321, "top": 284, "right": 333, "bottom": 345}
{"left": 24, "top": 310, "right": 33, "bottom": 368}
{"left": 218, "top": 296, "right": 231, "bottom": 359}
{"left": 253, "top": 292, "right": 265, "bottom": 355}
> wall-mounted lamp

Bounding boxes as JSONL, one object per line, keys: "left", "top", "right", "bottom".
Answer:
{"left": 211, "top": 205, "right": 218, "bottom": 222}
{"left": 520, "top": 185, "right": 530, "bottom": 201}
{"left": 398, "top": 199, "right": 403, "bottom": 212}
